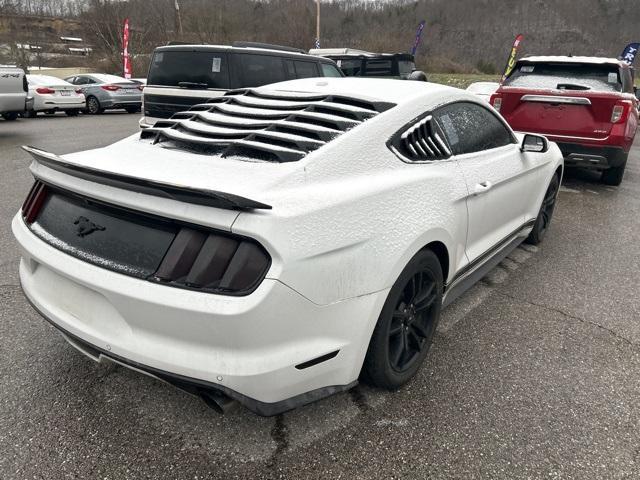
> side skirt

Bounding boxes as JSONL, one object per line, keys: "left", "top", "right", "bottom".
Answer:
{"left": 442, "top": 221, "right": 534, "bottom": 308}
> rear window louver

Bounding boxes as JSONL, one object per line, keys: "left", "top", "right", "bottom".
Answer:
{"left": 389, "top": 115, "right": 451, "bottom": 162}
{"left": 140, "top": 89, "right": 395, "bottom": 162}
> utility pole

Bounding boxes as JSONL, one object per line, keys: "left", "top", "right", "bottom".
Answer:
{"left": 175, "top": 0, "right": 183, "bottom": 38}
{"left": 315, "top": 0, "right": 320, "bottom": 48}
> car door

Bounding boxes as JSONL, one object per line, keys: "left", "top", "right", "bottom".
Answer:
{"left": 433, "top": 101, "right": 543, "bottom": 263}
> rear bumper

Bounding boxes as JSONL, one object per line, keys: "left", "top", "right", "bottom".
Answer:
{"left": 555, "top": 142, "right": 627, "bottom": 169}
{"left": 12, "top": 213, "right": 387, "bottom": 415}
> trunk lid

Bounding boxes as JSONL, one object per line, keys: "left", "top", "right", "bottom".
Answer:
{"left": 497, "top": 87, "right": 621, "bottom": 139}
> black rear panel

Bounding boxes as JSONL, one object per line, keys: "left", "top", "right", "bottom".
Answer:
{"left": 27, "top": 185, "right": 271, "bottom": 295}
{"left": 32, "top": 191, "right": 178, "bottom": 278}
{"left": 144, "top": 93, "right": 219, "bottom": 119}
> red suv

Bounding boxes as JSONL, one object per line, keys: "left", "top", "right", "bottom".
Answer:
{"left": 491, "top": 56, "right": 638, "bottom": 185}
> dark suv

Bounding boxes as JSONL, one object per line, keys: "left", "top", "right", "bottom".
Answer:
{"left": 141, "top": 42, "right": 344, "bottom": 127}
{"left": 309, "top": 49, "right": 427, "bottom": 81}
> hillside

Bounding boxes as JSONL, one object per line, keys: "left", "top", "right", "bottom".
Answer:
{"left": 0, "top": 0, "right": 638, "bottom": 74}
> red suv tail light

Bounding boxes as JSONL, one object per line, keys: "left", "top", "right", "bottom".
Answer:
{"left": 22, "top": 181, "right": 48, "bottom": 224}
{"left": 490, "top": 94, "right": 502, "bottom": 112}
{"left": 101, "top": 84, "right": 121, "bottom": 91}
{"left": 611, "top": 100, "right": 632, "bottom": 123}
{"left": 36, "top": 87, "right": 55, "bottom": 94}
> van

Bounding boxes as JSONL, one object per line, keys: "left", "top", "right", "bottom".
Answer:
{"left": 0, "top": 66, "right": 28, "bottom": 121}
{"left": 141, "top": 42, "right": 344, "bottom": 128}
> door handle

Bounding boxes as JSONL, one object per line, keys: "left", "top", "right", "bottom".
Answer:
{"left": 474, "top": 181, "right": 493, "bottom": 195}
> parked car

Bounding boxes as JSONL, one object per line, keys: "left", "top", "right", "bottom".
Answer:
{"left": 491, "top": 56, "right": 638, "bottom": 185}
{"left": 310, "top": 48, "right": 428, "bottom": 81}
{"left": 141, "top": 42, "right": 344, "bottom": 128}
{"left": 64, "top": 73, "right": 142, "bottom": 114}
{"left": 466, "top": 81, "right": 500, "bottom": 102}
{"left": 25, "top": 74, "right": 86, "bottom": 117}
{"left": 0, "top": 65, "right": 28, "bottom": 120}
{"left": 13, "top": 78, "right": 562, "bottom": 415}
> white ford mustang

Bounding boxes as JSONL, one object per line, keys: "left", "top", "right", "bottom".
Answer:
{"left": 13, "top": 78, "right": 563, "bottom": 415}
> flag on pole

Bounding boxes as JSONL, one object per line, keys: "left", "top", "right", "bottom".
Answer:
{"left": 500, "top": 34, "right": 524, "bottom": 84}
{"left": 620, "top": 43, "right": 640, "bottom": 65}
{"left": 123, "top": 18, "right": 131, "bottom": 79}
{"left": 411, "top": 20, "right": 426, "bottom": 57}
{"left": 315, "top": 38, "right": 320, "bottom": 49}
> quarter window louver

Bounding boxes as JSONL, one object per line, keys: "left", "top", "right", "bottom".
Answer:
{"left": 389, "top": 115, "right": 452, "bottom": 162}
{"left": 140, "top": 89, "right": 395, "bottom": 163}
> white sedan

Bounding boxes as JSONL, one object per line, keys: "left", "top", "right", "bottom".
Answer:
{"left": 13, "top": 78, "right": 563, "bottom": 415}
{"left": 25, "top": 74, "right": 86, "bottom": 116}
{"left": 466, "top": 81, "right": 500, "bottom": 103}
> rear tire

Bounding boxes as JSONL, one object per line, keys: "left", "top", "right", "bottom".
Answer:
{"left": 2, "top": 112, "right": 18, "bottom": 121}
{"left": 86, "top": 96, "right": 103, "bottom": 115}
{"left": 526, "top": 173, "right": 560, "bottom": 245}
{"left": 65, "top": 109, "right": 80, "bottom": 117}
{"left": 601, "top": 156, "right": 627, "bottom": 186}
{"left": 362, "top": 249, "right": 443, "bottom": 389}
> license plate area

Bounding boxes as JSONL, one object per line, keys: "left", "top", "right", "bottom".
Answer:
{"left": 30, "top": 189, "right": 178, "bottom": 278}
{"left": 60, "top": 90, "right": 71, "bottom": 96}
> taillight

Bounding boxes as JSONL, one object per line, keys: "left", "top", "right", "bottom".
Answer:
{"left": 22, "top": 181, "right": 48, "bottom": 224}
{"left": 491, "top": 94, "right": 502, "bottom": 112}
{"left": 151, "top": 228, "right": 271, "bottom": 295}
{"left": 36, "top": 87, "right": 55, "bottom": 94}
{"left": 137, "top": 85, "right": 144, "bottom": 91}
{"left": 75, "top": 88, "right": 83, "bottom": 94}
{"left": 101, "top": 84, "right": 120, "bottom": 91}
{"left": 611, "top": 101, "right": 632, "bottom": 123}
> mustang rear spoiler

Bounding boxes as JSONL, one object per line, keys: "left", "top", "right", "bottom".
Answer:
{"left": 22, "top": 146, "right": 272, "bottom": 211}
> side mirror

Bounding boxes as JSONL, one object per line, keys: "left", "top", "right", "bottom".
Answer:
{"left": 521, "top": 134, "right": 548, "bottom": 153}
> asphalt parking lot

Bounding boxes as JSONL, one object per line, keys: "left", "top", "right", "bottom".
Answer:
{"left": 1, "top": 112, "right": 639, "bottom": 479}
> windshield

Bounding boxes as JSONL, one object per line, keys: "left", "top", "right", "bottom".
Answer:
{"left": 504, "top": 62, "right": 622, "bottom": 92}
{"left": 148, "top": 50, "right": 230, "bottom": 89}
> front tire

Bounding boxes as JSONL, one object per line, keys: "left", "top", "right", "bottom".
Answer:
{"left": 362, "top": 249, "right": 443, "bottom": 389}
{"left": 526, "top": 173, "right": 560, "bottom": 245}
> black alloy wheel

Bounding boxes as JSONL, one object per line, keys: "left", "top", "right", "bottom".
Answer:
{"left": 526, "top": 173, "right": 560, "bottom": 245}
{"left": 388, "top": 271, "right": 439, "bottom": 372}
{"left": 362, "top": 249, "right": 443, "bottom": 389}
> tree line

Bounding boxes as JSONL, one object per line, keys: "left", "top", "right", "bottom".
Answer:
{"left": 1, "top": 0, "right": 638, "bottom": 75}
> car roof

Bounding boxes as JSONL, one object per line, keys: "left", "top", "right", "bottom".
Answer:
{"left": 27, "top": 74, "right": 71, "bottom": 85}
{"left": 80, "top": 73, "right": 134, "bottom": 83}
{"left": 154, "top": 44, "right": 336, "bottom": 63}
{"left": 256, "top": 77, "right": 459, "bottom": 105}
{"left": 520, "top": 56, "right": 625, "bottom": 66}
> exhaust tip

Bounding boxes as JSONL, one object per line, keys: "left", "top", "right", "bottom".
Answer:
{"left": 200, "top": 389, "right": 237, "bottom": 414}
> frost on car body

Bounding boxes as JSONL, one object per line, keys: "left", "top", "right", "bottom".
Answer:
{"left": 13, "top": 78, "right": 563, "bottom": 415}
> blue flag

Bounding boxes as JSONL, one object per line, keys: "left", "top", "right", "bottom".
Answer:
{"left": 621, "top": 43, "right": 640, "bottom": 65}
{"left": 411, "top": 21, "right": 426, "bottom": 56}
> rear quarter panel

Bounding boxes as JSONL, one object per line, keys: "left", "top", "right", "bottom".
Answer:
{"left": 231, "top": 98, "right": 471, "bottom": 305}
